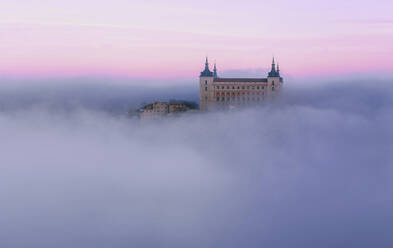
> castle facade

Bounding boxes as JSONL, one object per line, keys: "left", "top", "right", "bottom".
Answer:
{"left": 199, "top": 58, "right": 283, "bottom": 110}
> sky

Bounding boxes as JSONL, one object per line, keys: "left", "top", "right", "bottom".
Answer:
{"left": 1, "top": 0, "right": 393, "bottom": 79}
{"left": 0, "top": 80, "right": 392, "bottom": 247}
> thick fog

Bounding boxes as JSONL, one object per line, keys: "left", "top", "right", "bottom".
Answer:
{"left": 0, "top": 78, "right": 392, "bottom": 248}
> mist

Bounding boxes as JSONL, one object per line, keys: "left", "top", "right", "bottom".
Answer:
{"left": 0, "top": 77, "right": 392, "bottom": 248}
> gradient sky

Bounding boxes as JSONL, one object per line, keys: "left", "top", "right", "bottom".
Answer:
{"left": 1, "top": 0, "right": 392, "bottom": 79}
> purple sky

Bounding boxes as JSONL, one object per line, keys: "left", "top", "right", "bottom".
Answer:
{"left": 1, "top": 0, "right": 392, "bottom": 79}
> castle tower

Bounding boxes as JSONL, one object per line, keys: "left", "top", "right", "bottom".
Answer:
{"left": 267, "top": 57, "right": 282, "bottom": 95}
{"left": 200, "top": 57, "right": 214, "bottom": 110}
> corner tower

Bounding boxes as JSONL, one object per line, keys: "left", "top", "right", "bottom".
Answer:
{"left": 200, "top": 57, "right": 214, "bottom": 110}
{"left": 267, "top": 57, "right": 283, "bottom": 95}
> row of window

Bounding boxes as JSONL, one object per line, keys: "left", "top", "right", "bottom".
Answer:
{"left": 216, "top": 91, "right": 264, "bottom": 96}
{"left": 205, "top": 80, "right": 276, "bottom": 87}
{"left": 216, "top": 97, "right": 264, "bottom": 102}
{"left": 206, "top": 87, "right": 275, "bottom": 93}
{"left": 206, "top": 86, "right": 275, "bottom": 92}
{"left": 215, "top": 85, "right": 265, "bottom": 90}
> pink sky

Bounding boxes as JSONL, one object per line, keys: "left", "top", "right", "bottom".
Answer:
{"left": 1, "top": 0, "right": 392, "bottom": 80}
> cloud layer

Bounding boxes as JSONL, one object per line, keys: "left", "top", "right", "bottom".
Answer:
{"left": 0, "top": 79, "right": 392, "bottom": 248}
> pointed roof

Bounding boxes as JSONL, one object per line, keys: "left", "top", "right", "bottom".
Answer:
{"left": 200, "top": 57, "right": 213, "bottom": 77}
{"left": 271, "top": 57, "right": 276, "bottom": 71}
{"left": 268, "top": 57, "right": 281, "bottom": 77}
{"left": 213, "top": 62, "right": 218, "bottom": 78}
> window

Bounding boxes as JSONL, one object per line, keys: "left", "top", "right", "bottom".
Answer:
{"left": 262, "top": 86, "right": 264, "bottom": 89}
{"left": 237, "top": 86, "right": 240, "bottom": 89}
{"left": 272, "top": 81, "right": 275, "bottom": 86}
{"left": 227, "top": 86, "right": 229, "bottom": 89}
{"left": 232, "top": 86, "right": 235, "bottom": 89}
{"left": 205, "top": 87, "right": 208, "bottom": 91}
{"left": 222, "top": 86, "right": 224, "bottom": 89}
{"left": 257, "top": 86, "right": 260, "bottom": 89}
{"left": 205, "top": 80, "right": 207, "bottom": 84}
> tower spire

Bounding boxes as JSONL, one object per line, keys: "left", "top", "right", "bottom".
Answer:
{"left": 200, "top": 56, "right": 213, "bottom": 77}
{"left": 268, "top": 57, "right": 279, "bottom": 77}
{"left": 213, "top": 61, "right": 218, "bottom": 78}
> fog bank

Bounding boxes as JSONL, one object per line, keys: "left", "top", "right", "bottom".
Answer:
{"left": 0, "top": 79, "right": 392, "bottom": 248}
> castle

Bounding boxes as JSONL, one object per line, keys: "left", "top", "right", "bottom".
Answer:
{"left": 199, "top": 58, "right": 283, "bottom": 110}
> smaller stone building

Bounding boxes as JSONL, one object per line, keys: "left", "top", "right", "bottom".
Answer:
{"left": 139, "top": 101, "right": 196, "bottom": 119}
{"left": 140, "top": 102, "right": 169, "bottom": 119}
{"left": 169, "top": 103, "right": 189, "bottom": 113}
